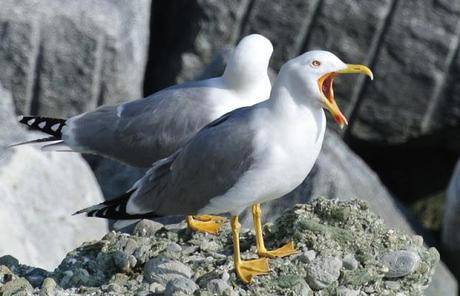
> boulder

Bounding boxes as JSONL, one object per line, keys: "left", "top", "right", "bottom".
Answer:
{"left": 0, "top": 84, "right": 107, "bottom": 270}
{"left": 0, "top": 0, "right": 151, "bottom": 117}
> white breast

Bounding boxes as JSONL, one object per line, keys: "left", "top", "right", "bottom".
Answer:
{"left": 200, "top": 105, "right": 326, "bottom": 216}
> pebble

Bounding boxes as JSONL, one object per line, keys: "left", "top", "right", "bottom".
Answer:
{"left": 133, "top": 219, "right": 163, "bottom": 237}
{"left": 299, "top": 248, "right": 317, "bottom": 264}
{"left": 382, "top": 250, "right": 420, "bottom": 278}
{"left": 384, "top": 280, "right": 401, "bottom": 290}
{"left": 342, "top": 254, "right": 359, "bottom": 270}
{"left": 40, "top": 277, "right": 57, "bottom": 296}
{"left": 305, "top": 256, "right": 343, "bottom": 290}
{"left": 336, "top": 286, "right": 360, "bottom": 296}
{"left": 113, "top": 251, "right": 131, "bottom": 272}
{"left": 144, "top": 258, "right": 193, "bottom": 285}
{"left": 164, "top": 277, "right": 199, "bottom": 296}
{"left": 207, "top": 279, "right": 233, "bottom": 295}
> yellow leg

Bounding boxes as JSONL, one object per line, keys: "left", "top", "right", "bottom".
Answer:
{"left": 186, "top": 215, "right": 224, "bottom": 235}
{"left": 231, "top": 216, "right": 269, "bottom": 284}
{"left": 252, "top": 204, "right": 296, "bottom": 258}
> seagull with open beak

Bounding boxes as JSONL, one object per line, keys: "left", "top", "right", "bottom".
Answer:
{"left": 75, "top": 50, "right": 373, "bottom": 284}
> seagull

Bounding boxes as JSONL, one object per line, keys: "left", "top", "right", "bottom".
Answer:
{"left": 75, "top": 50, "right": 373, "bottom": 283}
{"left": 13, "top": 34, "right": 273, "bottom": 235}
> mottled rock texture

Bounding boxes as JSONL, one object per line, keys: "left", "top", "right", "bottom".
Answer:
{"left": 0, "top": 0, "right": 150, "bottom": 117}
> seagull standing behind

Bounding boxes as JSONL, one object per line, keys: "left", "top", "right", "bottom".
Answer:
{"left": 13, "top": 34, "right": 273, "bottom": 234}
{"left": 76, "top": 50, "right": 373, "bottom": 283}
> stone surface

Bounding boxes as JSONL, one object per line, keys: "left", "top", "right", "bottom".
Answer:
{"left": 0, "top": 85, "right": 107, "bottom": 270}
{"left": 382, "top": 250, "right": 420, "bottom": 278}
{"left": 0, "top": 199, "right": 440, "bottom": 295}
{"left": 242, "top": 0, "right": 320, "bottom": 69}
{"left": 0, "top": 0, "right": 151, "bottom": 117}
{"left": 349, "top": 0, "right": 460, "bottom": 144}
{"left": 305, "top": 256, "right": 343, "bottom": 290}
{"left": 164, "top": 277, "right": 199, "bottom": 296}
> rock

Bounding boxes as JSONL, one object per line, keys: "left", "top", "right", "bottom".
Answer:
{"left": 207, "top": 279, "right": 233, "bottom": 295}
{"left": 164, "top": 277, "right": 199, "bottom": 296}
{"left": 40, "top": 277, "right": 57, "bottom": 296}
{"left": 0, "top": 278, "right": 33, "bottom": 296}
{"left": 349, "top": 0, "right": 460, "bottom": 144}
{"left": 0, "top": 0, "right": 151, "bottom": 117}
{"left": 343, "top": 254, "right": 359, "bottom": 270}
{"left": 133, "top": 219, "right": 164, "bottom": 237}
{"left": 305, "top": 256, "right": 343, "bottom": 290}
{"left": 337, "top": 286, "right": 360, "bottom": 296}
{"left": 0, "top": 85, "right": 107, "bottom": 270}
{"left": 143, "top": 258, "right": 193, "bottom": 285}
{"left": 299, "top": 249, "right": 317, "bottom": 264}
{"left": 382, "top": 250, "right": 420, "bottom": 278}
{"left": 0, "top": 199, "right": 441, "bottom": 295}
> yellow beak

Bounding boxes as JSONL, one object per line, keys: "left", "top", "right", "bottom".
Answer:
{"left": 319, "top": 64, "right": 373, "bottom": 128}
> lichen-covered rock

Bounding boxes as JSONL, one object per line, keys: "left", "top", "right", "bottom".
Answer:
{"left": 0, "top": 199, "right": 440, "bottom": 295}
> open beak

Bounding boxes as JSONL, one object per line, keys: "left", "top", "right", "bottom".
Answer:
{"left": 318, "top": 64, "right": 373, "bottom": 128}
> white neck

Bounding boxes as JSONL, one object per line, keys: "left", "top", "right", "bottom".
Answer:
{"left": 267, "top": 66, "right": 322, "bottom": 117}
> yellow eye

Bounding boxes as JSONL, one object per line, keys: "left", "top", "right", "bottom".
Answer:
{"left": 312, "top": 60, "right": 321, "bottom": 67}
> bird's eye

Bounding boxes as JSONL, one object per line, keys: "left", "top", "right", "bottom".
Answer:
{"left": 311, "top": 60, "right": 321, "bottom": 67}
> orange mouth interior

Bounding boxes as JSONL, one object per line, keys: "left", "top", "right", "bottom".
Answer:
{"left": 317, "top": 73, "right": 336, "bottom": 103}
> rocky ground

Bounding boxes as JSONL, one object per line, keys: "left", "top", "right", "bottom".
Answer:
{"left": 0, "top": 199, "right": 439, "bottom": 296}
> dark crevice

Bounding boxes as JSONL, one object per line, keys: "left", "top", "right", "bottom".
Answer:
{"left": 343, "top": 0, "right": 400, "bottom": 140}
{"left": 143, "top": 0, "right": 203, "bottom": 95}
{"left": 236, "top": 0, "right": 257, "bottom": 38}
{"left": 29, "top": 43, "right": 43, "bottom": 115}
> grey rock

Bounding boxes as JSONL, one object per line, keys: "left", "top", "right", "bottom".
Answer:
{"left": 343, "top": 254, "right": 359, "bottom": 270}
{"left": 382, "top": 250, "right": 420, "bottom": 278}
{"left": 0, "top": 278, "right": 33, "bottom": 296}
{"left": 0, "top": 85, "right": 107, "bottom": 270}
{"left": 305, "top": 256, "right": 343, "bottom": 290}
{"left": 349, "top": 0, "right": 460, "bottom": 144}
{"left": 207, "top": 279, "right": 233, "bottom": 295}
{"left": 133, "top": 219, "right": 164, "bottom": 237}
{"left": 337, "top": 286, "right": 359, "bottom": 296}
{"left": 143, "top": 258, "right": 193, "bottom": 285}
{"left": 0, "top": 0, "right": 151, "bottom": 117}
{"left": 299, "top": 249, "right": 317, "bottom": 264}
{"left": 164, "top": 277, "right": 199, "bottom": 296}
{"left": 384, "top": 280, "right": 401, "bottom": 290}
{"left": 40, "top": 277, "right": 57, "bottom": 296}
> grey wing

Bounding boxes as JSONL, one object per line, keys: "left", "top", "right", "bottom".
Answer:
{"left": 66, "top": 85, "right": 216, "bottom": 167}
{"left": 128, "top": 107, "right": 256, "bottom": 216}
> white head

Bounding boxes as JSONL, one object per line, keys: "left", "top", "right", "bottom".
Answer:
{"left": 275, "top": 50, "right": 373, "bottom": 128}
{"left": 223, "top": 34, "right": 273, "bottom": 92}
